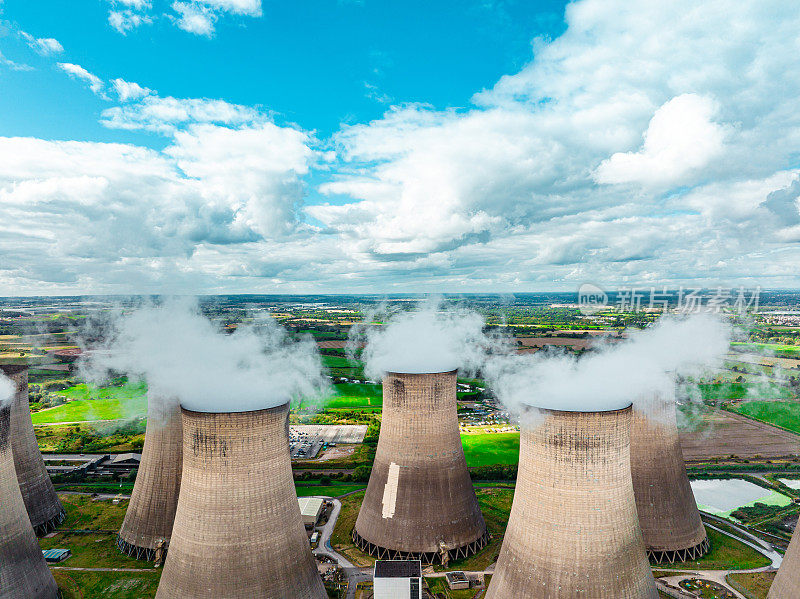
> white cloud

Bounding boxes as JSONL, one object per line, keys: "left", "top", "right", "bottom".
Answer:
{"left": 108, "top": 10, "right": 153, "bottom": 34}
{"left": 594, "top": 94, "right": 726, "bottom": 187}
{"left": 19, "top": 32, "right": 64, "bottom": 56}
{"left": 57, "top": 62, "right": 105, "bottom": 96}
{"left": 171, "top": 2, "right": 216, "bottom": 36}
{"left": 0, "top": 50, "right": 33, "bottom": 72}
{"left": 100, "top": 94, "right": 262, "bottom": 132}
{"left": 112, "top": 78, "right": 152, "bottom": 102}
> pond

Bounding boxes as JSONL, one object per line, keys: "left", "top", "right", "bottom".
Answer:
{"left": 778, "top": 478, "right": 800, "bottom": 490}
{"left": 690, "top": 478, "right": 792, "bottom": 517}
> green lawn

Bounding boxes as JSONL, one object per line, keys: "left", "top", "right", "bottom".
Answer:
{"left": 729, "top": 400, "right": 800, "bottom": 434}
{"left": 33, "top": 383, "right": 148, "bottom": 424}
{"left": 462, "top": 432, "right": 520, "bottom": 467}
{"left": 321, "top": 382, "right": 383, "bottom": 410}
{"left": 698, "top": 382, "right": 794, "bottom": 402}
{"left": 658, "top": 527, "right": 771, "bottom": 571}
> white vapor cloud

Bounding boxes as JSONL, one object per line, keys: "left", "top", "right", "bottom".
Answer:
{"left": 85, "top": 299, "right": 328, "bottom": 413}
{"left": 112, "top": 79, "right": 152, "bottom": 102}
{"left": 0, "top": 371, "right": 14, "bottom": 408}
{"left": 19, "top": 32, "right": 64, "bottom": 56}
{"left": 485, "top": 314, "right": 731, "bottom": 414}
{"left": 594, "top": 94, "right": 726, "bottom": 187}
{"left": 58, "top": 63, "right": 105, "bottom": 96}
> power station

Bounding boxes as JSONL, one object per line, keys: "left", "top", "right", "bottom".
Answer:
{"left": 1, "top": 364, "right": 64, "bottom": 535}
{"left": 353, "top": 370, "right": 488, "bottom": 564}
{"left": 155, "top": 403, "right": 326, "bottom": 599}
{"left": 1, "top": 403, "right": 59, "bottom": 599}
{"left": 767, "top": 527, "right": 800, "bottom": 598}
{"left": 117, "top": 396, "right": 183, "bottom": 561}
{"left": 630, "top": 398, "right": 709, "bottom": 563}
{"left": 486, "top": 405, "right": 658, "bottom": 599}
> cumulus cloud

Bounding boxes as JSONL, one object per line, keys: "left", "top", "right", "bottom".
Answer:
{"left": 594, "top": 94, "right": 726, "bottom": 187}
{"left": 19, "top": 31, "right": 64, "bottom": 55}
{"left": 112, "top": 78, "right": 152, "bottom": 102}
{"left": 57, "top": 63, "right": 105, "bottom": 96}
{"left": 103, "top": 0, "right": 261, "bottom": 35}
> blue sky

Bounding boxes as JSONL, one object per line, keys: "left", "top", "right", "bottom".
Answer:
{"left": 0, "top": 0, "right": 799, "bottom": 295}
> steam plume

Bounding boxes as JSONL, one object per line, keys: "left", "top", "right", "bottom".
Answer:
{"left": 84, "top": 298, "right": 328, "bottom": 413}
{"left": 0, "top": 371, "right": 14, "bottom": 408}
{"left": 353, "top": 299, "right": 496, "bottom": 379}
{"left": 485, "top": 313, "right": 732, "bottom": 414}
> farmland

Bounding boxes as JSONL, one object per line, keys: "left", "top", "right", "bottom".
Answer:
{"left": 728, "top": 400, "right": 800, "bottom": 435}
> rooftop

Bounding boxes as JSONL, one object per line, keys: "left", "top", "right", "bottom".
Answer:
{"left": 374, "top": 560, "right": 422, "bottom": 579}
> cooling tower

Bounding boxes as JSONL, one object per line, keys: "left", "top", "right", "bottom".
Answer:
{"left": 486, "top": 405, "right": 658, "bottom": 599}
{"left": 0, "top": 364, "right": 64, "bottom": 535}
{"left": 630, "top": 398, "right": 709, "bottom": 563}
{"left": 117, "top": 396, "right": 183, "bottom": 561}
{"left": 767, "top": 528, "right": 800, "bottom": 598}
{"left": 155, "top": 403, "right": 326, "bottom": 599}
{"left": 0, "top": 405, "right": 59, "bottom": 599}
{"left": 352, "top": 370, "right": 488, "bottom": 564}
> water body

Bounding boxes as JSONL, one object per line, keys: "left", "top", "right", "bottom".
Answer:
{"left": 690, "top": 479, "right": 792, "bottom": 517}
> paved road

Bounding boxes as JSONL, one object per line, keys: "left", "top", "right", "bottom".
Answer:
{"left": 313, "top": 499, "right": 354, "bottom": 568}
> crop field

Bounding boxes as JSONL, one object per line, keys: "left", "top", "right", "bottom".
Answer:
{"left": 33, "top": 382, "right": 148, "bottom": 424}
{"left": 729, "top": 400, "right": 800, "bottom": 434}
{"left": 698, "top": 382, "right": 795, "bottom": 402}
{"left": 732, "top": 342, "right": 800, "bottom": 356}
{"left": 461, "top": 432, "right": 520, "bottom": 466}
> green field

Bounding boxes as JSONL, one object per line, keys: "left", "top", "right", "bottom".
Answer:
{"left": 698, "top": 382, "right": 795, "bottom": 402}
{"left": 659, "top": 527, "right": 771, "bottom": 571}
{"left": 320, "top": 354, "right": 360, "bottom": 368}
{"left": 322, "top": 382, "right": 383, "bottom": 410}
{"left": 462, "top": 432, "right": 520, "bottom": 467}
{"left": 729, "top": 400, "right": 800, "bottom": 434}
{"left": 296, "top": 483, "right": 366, "bottom": 497}
{"left": 732, "top": 342, "right": 800, "bottom": 355}
{"left": 33, "top": 382, "right": 148, "bottom": 424}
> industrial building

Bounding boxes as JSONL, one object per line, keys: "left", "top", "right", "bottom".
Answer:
{"left": 117, "top": 397, "right": 183, "bottom": 561}
{"left": 155, "top": 403, "right": 326, "bottom": 599}
{"left": 353, "top": 371, "right": 488, "bottom": 564}
{"left": 630, "top": 399, "right": 709, "bottom": 562}
{"left": 767, "top": 526, "right": 800, "bottom": 598}
{"left": 1, "top": 364, "right": 64, "bottom": 535}
{"left": 0, "top": 404, "right": 59, "bottom": 599}
{"left": 486, "top": 405, "right": 658, "bottom": 599}
{"left": 298, "top": 496, "right": 325, "bottom": 528}
{"left": 373, "top": 560, "right": 422, "bottom": 599}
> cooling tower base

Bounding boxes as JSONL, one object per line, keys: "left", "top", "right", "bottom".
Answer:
{"left": 352, "top": 529, "right": 490, "bottom": 564}
{"left": 117, "top": 535, "right": 160, "bottom": 562}
{"left": 33, "top": 508, "right": 66, "bottom": 537}
{"left": 647, "top": 537, "right": 710, "bottom": 564}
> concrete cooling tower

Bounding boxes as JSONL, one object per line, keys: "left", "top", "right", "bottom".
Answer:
{"left": 0, "top": 364, "right": 64, "bottom": 535}
{"left": 352, "top": 370, "right": 488, "bottom": 564}
{"left": 767, "top": 527, "right": 800, "bottom": 598}
{"left": 486, "top": 405, "right": 658, "bottom": 599}
{"left": 1, "top": 405, "right": 59, "bottom": 599}
{"left": 155, "top": 403, "right": 326, "bottom": 599}
{"left": 117, "top": 396, "right": 183, "bottom": 561}
{"left": 630, "top": 398, "right": 709, "bottom": 563}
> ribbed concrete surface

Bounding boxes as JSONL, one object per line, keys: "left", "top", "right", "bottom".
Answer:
{"left": 631, "top": 400, "right": 708, "bottom": 560}
{"left": 155, "top": 404, "right": 326, "bottom": 599}
{"left": 0, "top": 405, "right": 59, "bottom": 599}
{"left": 118, "top": 396, "right": 182, "bottom": 559}
{"left": 767, "top": 527, "right": 800, "bottom": 598}
{"left": 354, "top": 371, "right": 487, "bottom": 557}
{"left": 1, "top": 364, "right": 64, "bottom": 535}
{"left": 486, "top": 406, "right": 658, "bottom": 599}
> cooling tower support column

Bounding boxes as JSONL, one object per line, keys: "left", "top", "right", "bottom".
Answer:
{"left": 630, "top": 399, "right": 709, "bottom": 563}
{"left": 1, "top": 364, "right": 64, "bottom": 536}
{"left": 117, "top": 396, "right": 183, "bottom": 561}
{"left": 1, "top": 405, "right": 60, "bottom": 599}
{"left": 486, "top": 405, "right": 658, "bottom": 599}
{"left": 353, "top": 370, "right": 488, "bottom": 564}
{"left": 767, "top": 528, "right": 800, "bottom": 598}
{"left": 155, "top": 403, "right": 326, "bottom": 599}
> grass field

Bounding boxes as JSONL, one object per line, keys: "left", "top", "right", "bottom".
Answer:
{"left": 657, "top": 527, "right": 771, "bottom": 571}
{"left": 54, "top": 570, "right": 161, "bottom": 599}
{"left": 33, "top": 382, "right": 148, "bottom": 424}
{"left": 729, "top": 400, "right": 800, "bottom": 434}
{"left": 698, "top": 382, "right": 795, "bottom": 402}
{"left": 320, "top": 354, "right": 361, "bottom": 368}
{"left": 462, "top": 432, "right": 520, "bottom": 467}
{"left": 322, "top": 382, "right": 383, "bottom": 410}
{"left": 732, "top": 342, "right": 800, "bottom": 356}
{"left": 296, "top": 483, "right": 366, "bottom": 497}
{"left": 726, "top": 571, "right": 775, "bottom": 599}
